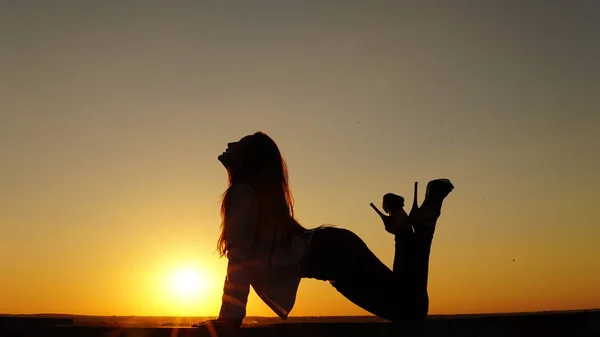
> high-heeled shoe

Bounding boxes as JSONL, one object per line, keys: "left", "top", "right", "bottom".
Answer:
{"left": 409, "top": 181, "right": 420, "bottom": 222}
{"left": 370, "top": 193, "right": 410, "bottom": 234}
{"left": 409, "top": 179, "right": 454, "bottom": 229}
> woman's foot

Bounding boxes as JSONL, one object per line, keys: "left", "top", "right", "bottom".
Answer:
{"left": 370, "top": 193, "right": 411, "bottom": 234}
{"left": 409, "top": 179, "right": 454, "bottom": 229}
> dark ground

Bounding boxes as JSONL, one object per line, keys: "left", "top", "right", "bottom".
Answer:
{"left": 1, "top": 310, "right": 599, "bottom": 337}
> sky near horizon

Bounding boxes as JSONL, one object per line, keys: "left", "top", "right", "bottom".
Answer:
{"left": 1, "top": 1, "right": 599, "bottom": 317}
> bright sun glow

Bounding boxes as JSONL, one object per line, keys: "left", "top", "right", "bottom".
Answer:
{"left": 171, "top": 267, "right": 205, "bottom": 297}
{"left": 149, "top": 260, "right": 222, "bottom": 316}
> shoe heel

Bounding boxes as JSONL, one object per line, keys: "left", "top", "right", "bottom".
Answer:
{"left": 413, "top": 179, "right": 454, "bottom": 228}
{"left": 409, "top": 181, "right": 419, "bottom": 220}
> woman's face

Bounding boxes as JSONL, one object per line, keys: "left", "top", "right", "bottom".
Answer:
{"left": 218, "top": 135, "right": 252, "bottom": 169}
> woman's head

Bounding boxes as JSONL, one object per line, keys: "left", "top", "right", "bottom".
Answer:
{"left": 217, "top": 132, "right": 304, "bottom": 257}
{"left": 218, "top": 132, "right": 286, "bottom": 188}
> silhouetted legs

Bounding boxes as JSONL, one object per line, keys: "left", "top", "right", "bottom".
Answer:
{"left": 300, "top": 225, "right": 434, "bottom": 323}
{"left": 300, "top": 179, "right": 453, "bottom": 323}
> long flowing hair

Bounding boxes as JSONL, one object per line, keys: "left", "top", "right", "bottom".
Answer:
{"left": 217, "top": 132, "right": 306, "bottom": 257}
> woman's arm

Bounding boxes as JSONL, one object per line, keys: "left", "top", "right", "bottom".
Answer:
{"left": 217, "top": 184, "right": 256, "bottom": 325}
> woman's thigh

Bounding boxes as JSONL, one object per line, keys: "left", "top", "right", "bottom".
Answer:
{"left": 301, "top": 227, "right": 390, "bottom": 281}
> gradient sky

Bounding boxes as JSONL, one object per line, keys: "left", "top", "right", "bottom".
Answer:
{"left": 1, "top": 1, "right": 599, "bottom": 317}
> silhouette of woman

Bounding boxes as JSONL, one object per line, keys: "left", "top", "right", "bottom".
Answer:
{"left": 193, "top": 131, "right": 454, "bottom": 330}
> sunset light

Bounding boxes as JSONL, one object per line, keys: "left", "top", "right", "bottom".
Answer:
{"left": 148, "top": 262, "right": 220, "bottom": 316}
{"left": 171, "top": 267, "right": 205, "bottom": 297}
{"left": 1, "top": 0, "right": 599, "bottom": 322}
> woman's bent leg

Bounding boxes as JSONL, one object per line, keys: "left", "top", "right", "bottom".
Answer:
{"left": 412, "top": 227, "right": 435, "bottom": 296}
{"left": 300, "top": 227, "right": 429, "bottom": 322}
{"left": 393, "top": 228, "right": 416, "bottom": 282}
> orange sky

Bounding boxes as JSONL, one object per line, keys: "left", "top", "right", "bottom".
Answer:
{"left": 1, "top": 1, "right": 599, "bottom": 317}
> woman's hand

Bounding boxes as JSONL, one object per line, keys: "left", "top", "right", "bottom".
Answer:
{"left": 192, "top": 318, "right": 242, "bottom": 333}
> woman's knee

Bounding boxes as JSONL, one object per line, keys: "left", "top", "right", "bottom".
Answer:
{"left": 413, "top": 299, "right": 429, "bottom": 322}
{"left": 393, "top": 292, "right": 429, "bottom": 323}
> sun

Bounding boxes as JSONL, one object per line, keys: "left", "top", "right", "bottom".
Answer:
{"left": 171, "top": 267, "right": 205, "bottom": 297}
{"left": 149, "top": 262, "right": 222, "bottom": 316}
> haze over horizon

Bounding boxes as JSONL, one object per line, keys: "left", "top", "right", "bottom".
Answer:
{"left": 1, "top": 1, "right": 599, "bottom": 317}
